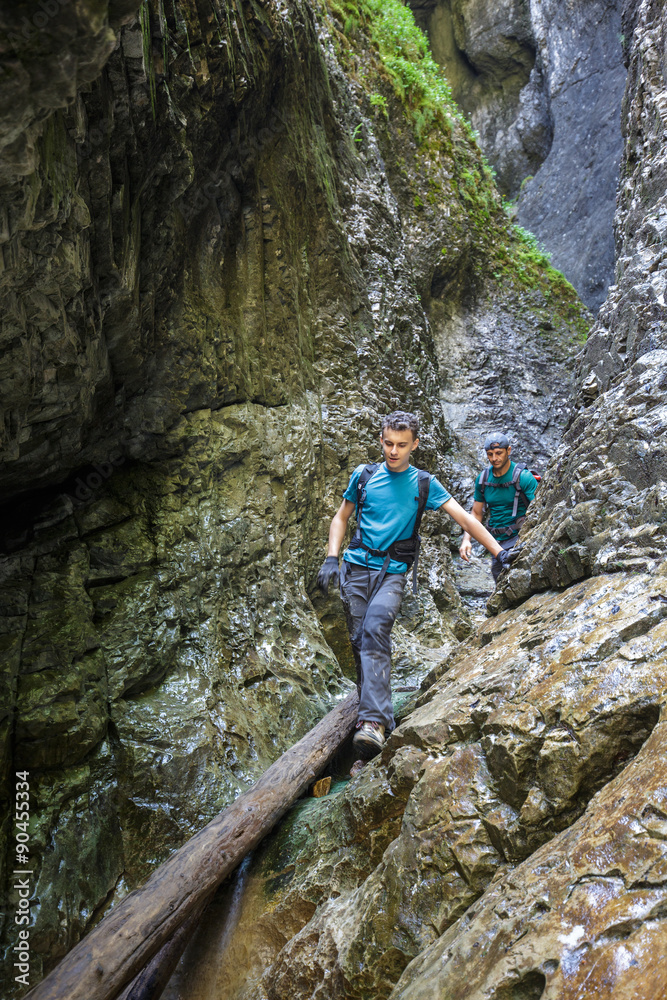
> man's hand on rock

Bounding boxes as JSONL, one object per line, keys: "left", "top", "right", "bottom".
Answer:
{"left": 317, "top": 556, "right": 340, "bottom": 594}
{"left": 496, "top": 545, "right": 521, "bottom": 571}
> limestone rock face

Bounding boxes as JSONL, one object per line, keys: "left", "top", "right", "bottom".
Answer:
{"left": 393, "top": 713, "right": 667, "bottom": 999}
{"left": 165, "top": 570, "right": 667, "bottom": 1000}
{"left": 0, "top": 0, "right": 583, "bottom": 992}
{"left": 411, "top": 0, "right": 627, "bottom": 310}
{"left": 498, "top": 0, "right": 667, "bottom": 607}
{"left": 410, "top": 0, "right": 540, "bottom": 196}
{"left": 431, "top": 290, "right": 577, "bottom": 493}
{"left": 156, "top": 4, "right": 667, "bottom": 998}
{"left": 515, "top": 0, "right": 627, "bottom": 311}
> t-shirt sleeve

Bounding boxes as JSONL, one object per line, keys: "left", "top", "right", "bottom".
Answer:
{"left": 427, "top": 476, "right": 453, "bottom": 510}
{"left": 343, "top": 465, "right": 363, "bottom": 504}
{"left": 520, "top": 469, "right": 538, "bottom": 502}
{"left": 473, "top": 472, "right": 485, "bottom": 504}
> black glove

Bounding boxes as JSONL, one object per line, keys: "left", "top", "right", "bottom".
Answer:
{"left": 496, "top": 545, "right": 521, "bottom": 571}
{"left": 317, "top": 556, "right": 340, "bottom": 594}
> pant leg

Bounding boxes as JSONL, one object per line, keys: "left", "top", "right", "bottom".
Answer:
{"left": 339, "top": 561, "right": 367, "bottom": 689}
{"left": 340, "top": 563, "right": 406, "bottom": 731}
{"left": 357, "top": 572, "right": 406, "bottom": 731}
{"left": 491, "top": 536, "right": 519, "bottom": 582}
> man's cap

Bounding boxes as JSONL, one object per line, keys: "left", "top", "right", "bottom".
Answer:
{"left": 484, "top": 432, "right": 510, "bottom": 450}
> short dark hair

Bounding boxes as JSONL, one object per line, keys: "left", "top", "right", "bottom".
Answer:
{"left": 381, "top": 410, "right": 420, "bottom": 439}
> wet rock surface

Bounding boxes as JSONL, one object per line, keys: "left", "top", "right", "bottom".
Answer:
{"left": 165, "top": 570, "right": 667, "bottom": 999}
{"left": 393, "top": 718, "right": 667, "bottom": 999}
{"left": 411, "top": 0, "right": 627, "bottom": 310}
{"left": 497, "top": 0, "right": 667, "bottom": 608}
{"left": 0, "top": 0, "right": 584, "bottom": 992}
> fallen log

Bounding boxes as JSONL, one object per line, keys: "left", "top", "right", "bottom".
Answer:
{"left": 114, "top": 895, "right": 210, "bottom": 1000}
{"left": 25, "top": 688, "right": 359, "bottom": 1000}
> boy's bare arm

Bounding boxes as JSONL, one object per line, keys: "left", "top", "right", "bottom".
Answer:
{"left": 442, "top": 497, "right": 502, "bottom": 557}
{"left": 327, "top": 500, "right": 356, "bottom": 556}
{"left": 459, "top": 500, "right": 485, "bottom": 561}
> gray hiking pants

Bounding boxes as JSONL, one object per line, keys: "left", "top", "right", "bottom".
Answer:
{"left": 491, "top": 536, "right": 518, "bottom": 582}
{"left": 339, "top": 561, "right": 407, "bottom": 732}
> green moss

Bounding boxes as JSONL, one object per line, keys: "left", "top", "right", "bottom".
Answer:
{"left": 325, "top": 0, "right": 469, "bottom": 143}
{"left": 484, "top": 225, "right": 590, "bottom": 340}
{"left": 320, "top": 0, "right": 590, "bottom": 342}
{"left": 369, "top": 91, "right": 388, "bottom": 117}
{"left": 139, "top": 0, "right": 158, "bottom": 120}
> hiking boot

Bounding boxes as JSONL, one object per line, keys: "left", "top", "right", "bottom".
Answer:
{"left": 352, "top": 721, "right": 385, "bottom": 758}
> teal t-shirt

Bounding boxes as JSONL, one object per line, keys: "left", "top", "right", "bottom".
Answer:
{"left": 474, "top": 461, "right": 538, "bottom": 538}
{"left": 343, "top": 463, "right": 452, "bottom": 574}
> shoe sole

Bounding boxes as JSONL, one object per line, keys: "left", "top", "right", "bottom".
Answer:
{"left": 352, "top": 731, "right": 384, "bottom": 758}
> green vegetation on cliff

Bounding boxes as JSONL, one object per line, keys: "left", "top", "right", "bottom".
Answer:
{"left": 326, "top": 0, "right": 466, "bottom": 140}
{"left": 322, "top": 0, "right": 590, "bottom": 339}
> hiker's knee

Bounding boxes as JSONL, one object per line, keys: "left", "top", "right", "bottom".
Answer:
{"left": 360, "top": 624, "right": 392, "bottom": 655}
{"left": 361, "top": 605, "right": 397, "bottom": 651}
{"left": 368, "top": 597, "right": 399, "bottom": 628}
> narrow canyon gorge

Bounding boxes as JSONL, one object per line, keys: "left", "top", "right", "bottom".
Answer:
{"left": 1, "top": 0, "right": 666, "bottom": 998}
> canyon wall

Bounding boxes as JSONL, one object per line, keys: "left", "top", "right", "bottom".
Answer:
{"left": 161, "top": 2, "right": 667, "bottom": 999}
{"left": 411, "top": 0, "right": 627, "bottom": 311}
{"left": 498, "top": 0, "right": 667, "bottom": 609}
{"left": 0, "top": 0, "right": 584, "bottom": 993}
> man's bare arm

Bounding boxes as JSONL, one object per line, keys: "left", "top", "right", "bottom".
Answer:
{"left": 442, "top": 497, "right": 502, "bottom": 558}
{"left": 327, "top": 500, "right": 356, "bottom": 556}
{"left": 459, "top": 500, "right": 485, "bottom": 561}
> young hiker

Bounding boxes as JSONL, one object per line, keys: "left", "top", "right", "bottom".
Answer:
{"left": 317, "top": 411, "right": 512, "bottom": 758}
{"left": 459, "top": 432, "right": 538, "bottom": 581}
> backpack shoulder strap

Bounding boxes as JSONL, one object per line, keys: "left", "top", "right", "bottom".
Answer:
{"left": 478, "top": 467, "right": 490, "bottom": 508}
{"left": 355, "top": 463, "right": 379, "bottom": 517}
{"left": 413, "top": 470, "right": 432, "bottom": 536}
{"left": 510, "top": 463, "right": 528, "bottom": 518}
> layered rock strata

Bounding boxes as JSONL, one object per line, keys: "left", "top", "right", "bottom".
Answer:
{"left": 0, "top": 0, "right": 584, "bottom": 993}
{"left": 165, "top": 569, "right": 667, "bottom": 1000}
{"left": 497, "top": 0, "right": 667, "bottom": 609}
{"left": 411, "top": 0, "right": 627, "bottom": 310}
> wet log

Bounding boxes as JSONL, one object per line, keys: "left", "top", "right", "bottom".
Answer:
{"left": 25, "top": 689, "right": 359, "bottom": 1000}
{"left": 114, "top": 898, "right": 209, "bottom": 1000}
{"left": 117, "top": 889, "right": 216, "bottom": 1000}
